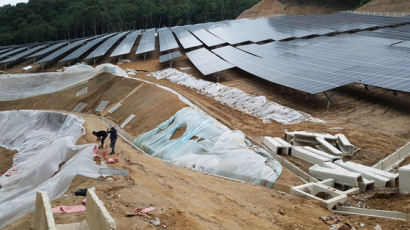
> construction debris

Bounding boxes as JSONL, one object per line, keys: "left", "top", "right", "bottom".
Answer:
{"left": 399, "top": 164, "right": 410, "bottom": 194}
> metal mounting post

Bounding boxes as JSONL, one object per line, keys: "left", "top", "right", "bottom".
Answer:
{"left": 324, "top": 91, "right": 335, "bottom": 110}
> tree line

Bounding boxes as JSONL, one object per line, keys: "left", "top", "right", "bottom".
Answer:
{"left": 0, "top": 0, "right": 260, "bottom": 45}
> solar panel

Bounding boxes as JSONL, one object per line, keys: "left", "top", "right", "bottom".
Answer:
{"left": 158, "top": 27, "right": 179, "bottom": 52}
{"left": 0, "top": 46, "right": 29, "bottom": 60}
{"left": 61, "top": 34, "right": 114, "bottom": 62}
{"left": 26, "top": 41, "right": 69, "bottom": 59}
{"left": 0, "top": 47, "right": 13, "bottom": 55}
{"left": 185, "top": 26, "right": 225, "bottom": 47}
{"left": 186, "top": 48, "right": 233, "bottom": 75}
{"left": 136, "top": 28, "right": 156, "bottom": 54}
{"left": 110, "top": 30, "right": 140, "bottom": 57}
{"left": 85, "top": 32, "right": 128, "bottom": 60}
{"left": 171, "top": 26, "right": 202, "bottom": 49}
{"left": 159, "top": 51, "right": 182, "bottom": 63}
{"left": 0, "top": 44, "right": 48, "bottom": 64}
{"left": 35, "top": 36, "right": 97, "bottom": 64}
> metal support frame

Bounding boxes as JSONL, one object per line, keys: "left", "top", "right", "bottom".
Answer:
{"left": 393, "top": 90, "right": 398, "bottom": 97}
{"left": 323, "top": 91, "right": 335, "bottom": 110}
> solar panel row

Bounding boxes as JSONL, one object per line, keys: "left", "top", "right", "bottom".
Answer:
{"left": 136, "top": 29, "right": 156, "bottom": 54}
{"left": 159, "top": 51, "right": 182, "bottom": 63}
{"left": 0, "top": 46, "right": 29, "bottom": 60}
{"left": 27, "top": 41, "right": 69, "bottom": 59}
{"left": 158, "top": 27, "right": 179, "bottom": 52}
{"left": 35, "top": 36, "right": 98, "bottom": 64}
{"left": 171, "top": 26, "right": 202, "bottom": 49}
{"left": 186, "top": 47, "right": 233, "bottom": 75}
{"left": 61, "top": 33, "right": 114, "bottom": 62}
{"left": 86, "top": 32, "right": 128, "bottom": 60}
{"left": 0, "top": 44, "right": 48, "bottom": 64}
{"left": 111, "top": 30, "right": 141, "bottom": 57}
{"left": 184, "top": 25, "right": 225, "bottom": 47}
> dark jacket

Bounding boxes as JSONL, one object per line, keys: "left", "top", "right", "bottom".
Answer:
{"left": 108, "top": 128, "right": 117, "bottom": 140}
{"left": 95, "top": 130, "right": 107, "bottom": 138}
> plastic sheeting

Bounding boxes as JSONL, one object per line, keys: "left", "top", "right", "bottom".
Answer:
{"left": 134, "top": 107, "right": 281, "bottom": 186}
{"left": 0, "top": 63, "right": 127, "bottom": 101}
{"left": 0, "top": 110, "right": 101, "bottom": 228}
{"left": 148, "top": 68, "right": 323, "bottom": 125}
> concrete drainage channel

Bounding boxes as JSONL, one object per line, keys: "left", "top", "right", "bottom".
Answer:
{"left": 263, "top": 131, "right": 410, "bottom": 221}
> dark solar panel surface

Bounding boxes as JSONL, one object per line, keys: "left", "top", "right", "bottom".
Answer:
{"left": 159, "top": 51, "right": 182, "bottom": 63}
{"left": 111, "top": 30, "right": 140, "bottom": 57}
{"left": 35, "top": 36, "right": 97, "bottom": 64}
{"left": 186, "top": 48, "right": 233, "bottom": 75}
{"left": 171, "top": 26, "right": 202, "bottom": 49}
{"left": 0, "top": 44, "right": 48, "bottom": 64}
{"left": 61, "top": 34, "right": 114, "bottom": 62}
{"left": 136, "top": 29, "right": 156, "bottom": 54}
{"left": 85, "top": 32, "right": 128, "bottom": 59}
{"left": 158, "top": 27, "right": 179, "bottom": 52}
{"left": 184, "top": 25, "right": 225, "bottom": 47}
{"left": 27, "top": 41, "right": 69, "bottom": 58}
{"left": 0, "top": 46, "right": 29, "bottom": 60}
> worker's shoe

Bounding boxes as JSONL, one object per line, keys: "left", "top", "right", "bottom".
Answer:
{"left": 110, "top": 152, "right": 115, "bottom": 155}
{"left": 98, "top": 146, "right": 103, "bottom": 149}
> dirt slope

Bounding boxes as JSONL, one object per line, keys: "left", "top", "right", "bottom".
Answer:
{"left": 357, "top": 0, "right": 410, "bottom": 12}
{"left": 237, "top": 0, "right": 356, "bottom": 19}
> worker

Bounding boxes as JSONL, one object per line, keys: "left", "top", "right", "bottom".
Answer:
{"left": 92, "top": 130, "right": 107, "bottom": 149}
{"left": 107, "top": 127, "right": 118, "bottom": 154}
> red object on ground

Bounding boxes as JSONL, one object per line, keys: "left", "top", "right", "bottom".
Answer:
{"left": 52, "top": 205, "right": 86, "bottom": 214}
{"left": 139, "top": 206, "right": 156, "bottom": 214}
{"left": 107, "top": 158, "right": 116, "bottom": 164}
{"left": 93, "top": 145, "right": 98, "bottom": 154}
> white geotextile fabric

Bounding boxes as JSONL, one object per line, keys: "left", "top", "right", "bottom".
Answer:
{"left": 134, "top": 107, "right": 282, "bottom": 185}
{"left": 0, "top": 110, "right": 101, "bottom": 228}
{"left": 148, "top": 68, "right": 322, "bottom": 125}
{"left": 0, "top": 63, "right": 127, "bottom": 101}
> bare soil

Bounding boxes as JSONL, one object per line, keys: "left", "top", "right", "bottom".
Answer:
{"left": 238, "top": 0, "right": 356, "bottom": 19}
{"left": 4, "top": 114, "right": 409, "bottom": 230}
{"left": 357, "top": 0, "right": 410, "bottom": 12}
{"left": 0, "top": 146, "right": 17, "bottom": 176}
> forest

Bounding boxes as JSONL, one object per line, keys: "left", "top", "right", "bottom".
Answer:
{"left": 0, "top": 0, "right": 260, "bottom": 45}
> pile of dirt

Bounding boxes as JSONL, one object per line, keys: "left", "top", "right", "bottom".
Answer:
{"left": 237, "top": 0, "right": 357, "bottom": 19}
{"left": 357, "top": 0, "right": 410, "bottom": 12}
{"left": 0, "top": 146, "right": 17, "bottom": 176}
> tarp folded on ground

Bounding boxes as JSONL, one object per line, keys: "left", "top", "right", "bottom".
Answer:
{"left": 134, "top": 107, "right": 282, "bottom": 186}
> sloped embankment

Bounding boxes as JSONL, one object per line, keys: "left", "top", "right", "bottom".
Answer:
{"left": 357, "top": 0, "right": 410, "bottom": 12}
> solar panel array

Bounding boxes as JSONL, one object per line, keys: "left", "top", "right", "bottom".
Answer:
{"left": 158, "top": 27, "right": 179, "bottom": 52}
{"left": 85, "top": 32, "right": 128, "bottom": 60}
{"left": 61, "top": 34, "right": 114, "bottom": 62}
{"left": 27, "top": 41, "right": 69, "bottom": 59}
{"left": 35, "top": 36, "right": 97, "bottom": 64}
{"left": 185, "top": 25, "right": 225, "bottom": 47}
{"left": 136, "top": 29, "right": 156, "bottom": 54}
{"left": 171, "top": 26, "right": 202, "bottom": 49}
{"left": 0, "top": 44, "right": 48, "bottom": 64}
{"left": 0, "top": 46, "right": 29, "bottom": 60}
{"left": 159, "top": 51, "right": 182, "bottom": 63}
{"left": 111, "top": 30, "right": 140, "bottom": 57}
{"left": 186, "top": 47, "right": 233, "bottom": 75}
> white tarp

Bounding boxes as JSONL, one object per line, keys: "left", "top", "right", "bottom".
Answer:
{"left": 148, "top": 68, "right": 322, "bottom": 125}
{"left": 134, "top": 107, "right": 282, "bottom": 186}
{"left": 0, "top": 63, "right": 127, "bottom": 101}
{"left": 0, "top": 110, "right": 101, "bottom": 228}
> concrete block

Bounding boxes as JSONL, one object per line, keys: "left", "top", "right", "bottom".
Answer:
{"left": 336, "top": 134, "right": 354, "bottom": 156}
{"left": 373, "top": 142, "right": 410, "bottom": 171}
{"left": 316, "top": 137, "right": 342, "bottom": 156}
{"left": 120, "top": 114, "right": 135, "bottom": 128}
{"left": 263, "top": 136, "right": 292, "bottom": 155}
{"left": 399, "top": 164, "right": 410, "bottom": 194}
{"left": 334, "top": 206, "right": 409, "bottom": 221}
{"left": 335, "top": 160, "right": 391, "bottom": 188}
{"left": 343, "top": 161, "right": 398, "bottom": 187}
{"left": 304, "top": 146, "right": 340, "bottom": 162}
{"left": 290, "top": 182, "right": 347, "bottom": 210}
{"left": 95, "top": 101, "right": 110, "bottom": 112}
{"left": 309, "top": 164, "right": 362, "bottom": 188}
{"left": 291, "top": 146, "right": 331, "bottom": 165}
{"left": 285, "top": 131, "right": 337, "bottom": 145}
{"left": 76, "top": 87, "right": 88, "bottom": 97}
{"left": 108, "top": 103, "right": 121, "bottom": 114}
{"left": 34, "top": 191, "right": 57, "bottom": 230}
{"left": 72, "top": 103, "right": 87, "bottom": 113}
{"left": 86, "top": 187, "right": 116, "bottom": 230}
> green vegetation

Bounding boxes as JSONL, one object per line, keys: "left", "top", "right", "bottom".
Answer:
{"left": 0, "top": 0, "right": 259, "bottom": 45}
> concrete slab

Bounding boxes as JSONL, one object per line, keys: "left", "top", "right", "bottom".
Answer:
{"left": 95, "top": 101, "right": 110, "bottom": 112}
{"left": 86, "top": 187, "right": 116, "bottom": 230}
{"left": 343, "top": 161, "right": 398, "bottom": 187}
{"left": 309, "top": 164, "right": 362, "bottom": 188}
{"left": 263, "top": 136, "right": 292, "bottom": 155}
{"left": 72, "top": 103, "right": 87, "bottom": 113}
{"left": 76, "top": 87, "right": 88, "bottom": 97}
{"left": 108, "top": 103, "right": 121, "bottom": 114}
{"left": 373, "top": 142, "right": 410, "bottom": 171}
{"left": 120, "top": 114, "right": 135, "bottom": 128}
{"left": 291, "top": 146, "right": 331, "bottom": 165}
{"left": 316, "top": 137, "right": 342, "bottom": 156}
{"left": 336, "top": 134, "right": 354, "bottom": 156}
{"left": 304, "top": 146, "right": 340, "bottom": 162}
{"left": 34, "top": 191, "right": 57, "bottom": 230}
{"left": 399, "top": 164, "right": 410, "bottom": 194}
{"left": 334, "top": 206, "right": 409, "bottom": 221}
{"left": 99, "top": 168, "right": 129, "bottom": 177}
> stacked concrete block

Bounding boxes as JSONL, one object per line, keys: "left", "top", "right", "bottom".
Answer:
{"left": 316, "top": 137, "right": 342, "bottom": 156}
{"left": 309, "top": 164, "right": 362, "bottom": 188}
{"left": 263, "top": 136, "right": 292, "bottom": 155}
{"left": 291, "top": 146, "right": 332, "bottom": 165}
{"left": 336, "top": 134, "right": 354, "bottom": 156}
{"left": 399, "top": 164, "right": 410, "bottom": 194}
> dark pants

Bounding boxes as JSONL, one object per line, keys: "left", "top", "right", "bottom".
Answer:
{"left": 110, "top": 138, "right": 117, "bottom": 153}
{"left": 100, "top": 136, "right": 106, "bottom": 148}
